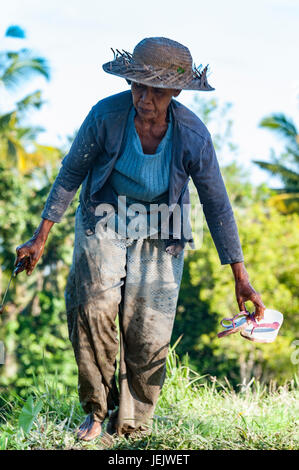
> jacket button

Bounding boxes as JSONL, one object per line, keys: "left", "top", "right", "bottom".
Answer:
{"left": 85, "top": 228, "right": 94, "bottom": 236}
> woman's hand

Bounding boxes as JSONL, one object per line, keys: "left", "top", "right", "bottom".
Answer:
{"left": 230, "top": 261, "right": 265, "bottom": 321}
{"left": 15, "top": 236, "right": 46, "bottom": 276}
{"left": 15, "top": 219, "right": 55, "bottom": 275}
{"left": 235, "top": 278, "right": 265, "bottom": 321}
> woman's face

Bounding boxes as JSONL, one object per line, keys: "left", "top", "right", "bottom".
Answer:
{"left": 131, "top": 82, "right": 181, "bottom": 122}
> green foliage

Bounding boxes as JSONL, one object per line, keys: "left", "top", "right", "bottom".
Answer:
{"left": 191, "top": 95, "right": 238, "bottom": 157}
{"left": 0, "top": 24, "right": 77, "bottom": 398}
{"left": 0, "top": 163, "right": 78, "bottom": 395}
{"left": 253, "top": 112, "right": 299, "bottom": 213}
{"left": 18, "top": 395, "right": 43, "bottom": 434}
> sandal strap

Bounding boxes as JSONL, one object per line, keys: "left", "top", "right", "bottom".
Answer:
{"left": 247, "top": 315, "right": 280, "bottom": 335}
{"left": 220, "top": 311, "right": 248, "bottom": 328}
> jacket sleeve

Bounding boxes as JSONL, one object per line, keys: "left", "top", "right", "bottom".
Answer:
{"left": 189, "top": 134, "right": 244, "bottom": 265}
{"left": 41, "top": 107, "right": 102, "bottom": 223}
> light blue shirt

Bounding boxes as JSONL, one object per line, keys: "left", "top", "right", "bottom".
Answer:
{"left": 109, "top": 106, "right": 172, "bottom": 202}
{"left": 107, "top": 106, "right": 173, "bottom": 238}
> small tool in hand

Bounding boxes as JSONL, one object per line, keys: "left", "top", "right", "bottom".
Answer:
{"left": 0, "top": 258, "right": 29, "bottom": 314}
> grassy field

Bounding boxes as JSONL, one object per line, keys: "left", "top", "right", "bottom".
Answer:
{"left": 0, "top": 346, "right": 298, "bottom": 450}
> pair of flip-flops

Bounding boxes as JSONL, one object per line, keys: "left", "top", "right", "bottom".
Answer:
{"left": 217, "top": 309, "right": 283, "bottom": 343}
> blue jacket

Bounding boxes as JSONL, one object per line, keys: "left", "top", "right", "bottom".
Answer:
{"left": 41, "top": 90, "right": 244, "bottom": 265}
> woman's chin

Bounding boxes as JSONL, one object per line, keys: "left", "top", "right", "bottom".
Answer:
{"left": 138, "top": 108, "right": 155, "bottom": 118}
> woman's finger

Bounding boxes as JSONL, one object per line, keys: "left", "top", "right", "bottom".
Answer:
{"left": 254, "top": 306, "right": 265, "bottom": 321}
{"left": 25, "top": 257, "right": 35, "bottom": 276}
{"left": 27, "top": 251, "right": 41, "bottom": 275}
{"left": 15, "top": 250, "right": 26, "bottom": 265}
{"left": 237, "top": 298, "right": 246, "bottom": 312}
{"left": 252, "top": 294, "right": 266, "bottom": 320}
{"left": 14, "top": 256, "right": 30, "bottom": 275}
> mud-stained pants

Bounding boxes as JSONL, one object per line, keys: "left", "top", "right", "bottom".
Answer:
{"left": 65, "top": 206, "right": 184, "bottom": 435}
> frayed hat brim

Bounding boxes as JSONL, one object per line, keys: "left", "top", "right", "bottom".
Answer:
{"left": 102, "top": 51, "right": 215, "bottom": 91}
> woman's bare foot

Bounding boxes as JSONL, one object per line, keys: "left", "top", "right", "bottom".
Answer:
{"left": 75, "top": 414, "right": 102, "bottom": 441}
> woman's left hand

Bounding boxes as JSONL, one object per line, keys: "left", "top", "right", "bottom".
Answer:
{"left": 235, "top": 278, "right": 265, "bottom": 321}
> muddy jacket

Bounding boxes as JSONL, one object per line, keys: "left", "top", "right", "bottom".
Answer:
{"left": 41, "top": 90, "right": 244, "bottom": 265}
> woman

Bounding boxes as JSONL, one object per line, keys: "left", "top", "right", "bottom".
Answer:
{"left": 15, "top": 37, "right": 265, "bottom": 441}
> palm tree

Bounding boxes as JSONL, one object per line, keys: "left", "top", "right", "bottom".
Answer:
{"left": 253, "top": 113, "right": 299, "bottom": 213}
{"left": 0, "top": 25, "right": 50, "bottom": 90}
{"left": 0, "top": 25, "right": 59, "bottom": 173}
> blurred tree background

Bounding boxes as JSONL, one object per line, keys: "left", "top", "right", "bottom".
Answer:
{"left": 0, "top": 26, "right": 298, "bottom": 401}
{"left": 0, "top": 25, "right": 77, "bottom": 397}
{"left": 174, "top": 96, "right": 299, "bottom": 385}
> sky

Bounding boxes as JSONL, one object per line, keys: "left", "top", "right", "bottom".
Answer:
{"left": 1, "top": 0, "right": 299, "bottom": 185}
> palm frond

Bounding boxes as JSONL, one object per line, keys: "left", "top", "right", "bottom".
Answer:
{"left": 285, "top": 146, "right": 299, "bottom": 164}
{"left": 28, "top": 144, "right": 62, "bottom": 166}
{"left": 0, "top": 135, "right": 60, "bottom": 173}
{"left": 7, "top": 138, "right": 18, "bottom": 161}
{"left": 16, "top": 90, "right": 44, "bottom": 113}
{"left": 253, "top": 160, "right": 299, "bottom": 184}
{"left": 16, "top": 126, "right": 45, "bottom": 141}
{"left": 268, "top": 193, "right": 299, "bottom": 214}
{"left": 0, "top": 50, "right": 50, "bottom": 90}
{"left": 259, "top": 113, "right": 298, "bottom": 144}
{"left": 0, "top": 111, "right": 18, "bottom": 131}
{"left": 272, "top": 187, "right": 299, "bottom": 194}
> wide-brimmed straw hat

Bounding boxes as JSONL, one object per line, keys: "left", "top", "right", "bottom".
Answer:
{"left": 102, "top": 37, "right": 215, "bottom": 91}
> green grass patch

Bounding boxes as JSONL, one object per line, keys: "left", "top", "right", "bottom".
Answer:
{"left": 0, "top": 345, "right": 298, "bottom": 450}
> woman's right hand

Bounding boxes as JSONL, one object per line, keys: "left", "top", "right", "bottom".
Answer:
{"left": 15, "top": 219, "right": 55, "bottom": 276}
{"left": 15, "top": 236, "right": 46, "bottom": 276}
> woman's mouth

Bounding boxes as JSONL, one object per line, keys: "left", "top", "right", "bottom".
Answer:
{"left": 139, "top": 107, "right": 154, "bottom": 114}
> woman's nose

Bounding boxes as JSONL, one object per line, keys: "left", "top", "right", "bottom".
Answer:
{"left": 140, "top": 87, "right": 153, "bottom": 103}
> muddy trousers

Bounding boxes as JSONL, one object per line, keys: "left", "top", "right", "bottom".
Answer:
{"left": 65, "top": 208, "right": 185, "bottom": 436}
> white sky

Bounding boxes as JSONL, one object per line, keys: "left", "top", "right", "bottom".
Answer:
{"left": 1, "top": 0, "right": 299, "bottom": 185}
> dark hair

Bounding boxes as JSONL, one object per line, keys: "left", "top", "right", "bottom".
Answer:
{"left": 125, "top": 79, "right": 132, "bottom": 86}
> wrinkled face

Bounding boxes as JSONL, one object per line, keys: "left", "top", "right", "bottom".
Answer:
{"left": 131, "top": 82, "right": 181, "bottom": 121}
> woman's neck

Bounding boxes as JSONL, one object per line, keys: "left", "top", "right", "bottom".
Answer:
{"left": 134, "top": 111, "right": 169, "bottom": 154}
{"left": 134, "top": 110, "right": 167, "bottom": 129}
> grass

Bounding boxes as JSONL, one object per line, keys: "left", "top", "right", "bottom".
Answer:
{"left": 0, "top": 344, "right": 298, "bottom": 450}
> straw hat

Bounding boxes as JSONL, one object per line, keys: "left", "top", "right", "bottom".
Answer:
{"left": 102, "top": 37, "right": 215, "bottom": 91}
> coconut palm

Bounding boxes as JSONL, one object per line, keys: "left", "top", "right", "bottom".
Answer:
{"left": 0, "top": 25, "right": 59, "bottom": 173}
{"left": 0, "top": 25, "right": 50, "bottom": 90}
{"left": 253, "top": 113, "right": 299, "bottom": 213}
